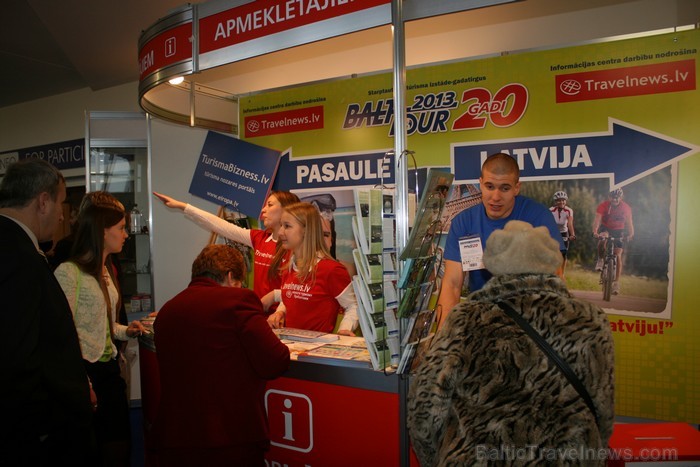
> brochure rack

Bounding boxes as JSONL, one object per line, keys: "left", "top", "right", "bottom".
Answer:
{"left": 351, "top": 151, "right": 401, "bottom": 372}
{"left": 349, "top": 152, "right": 454, "bottom": 375}
{"left": 396, "top": 168, "right": 453, "bottom": 374}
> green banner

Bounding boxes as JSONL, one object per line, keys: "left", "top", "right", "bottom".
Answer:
{"left": 242, "top": 28, "right": 700, "bottom": 422}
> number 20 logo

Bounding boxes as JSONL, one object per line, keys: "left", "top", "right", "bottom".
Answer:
{"left": 452, "top": 83, "right": 528, "bottom": 131}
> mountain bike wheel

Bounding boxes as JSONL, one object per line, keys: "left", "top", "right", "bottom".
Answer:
{"left": 602, "top": 257, "right": 615, "bottom": 301}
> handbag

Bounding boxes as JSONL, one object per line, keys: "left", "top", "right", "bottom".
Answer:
{"left": 495, "top": 300, "right": 600, "bottom": 429}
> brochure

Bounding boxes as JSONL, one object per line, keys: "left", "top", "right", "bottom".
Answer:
{"left": 279, "top": 340, "right": 326, "bottom": 360}
{"left": 297, "top": 343, "right": 372, "bottom": 369}
{"left": 277, "top": 327, "right": 339, "bottom": 343}
{"left": 400, "top": 169, "right": 454, "bottom": 260}
{"left": 353, "top": 190, "right": 370, "bottom": 254}
{"left": 397, "top": 281, "right": 434, "bottom": 318}
{"left": 353, "top": 249, "right": 398, "bottom": 284}
{"left": 397, "top": 255, "right": 436, "bottom": 289}
{"left": 353, "top": 188, "right": 398, "bottom": 255}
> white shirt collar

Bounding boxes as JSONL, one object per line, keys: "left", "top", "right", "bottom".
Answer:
{"left": 288, "top": 253, "right": 323, "bottom": 272}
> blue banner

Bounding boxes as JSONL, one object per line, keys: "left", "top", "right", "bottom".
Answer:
{"left": 1, "top": 138, "right": 85, "bottom": 172}
{"left": 272, "top": 150, "right": 395, "bottom": 191}
{"left": 189, "top": 131, "right": 280, "bottom": 217}
{"left": 452, "top": 119, "right": 696, "bottom": 183}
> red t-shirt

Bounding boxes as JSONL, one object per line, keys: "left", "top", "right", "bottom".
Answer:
{"left": 596, "top": 200, "right": 632, "bottom": 231}
{"left": 280, "top": 259, "right": 351, "bottom": 333}
{"left": 249, "top": 230, "right": 280, "bottom": 298}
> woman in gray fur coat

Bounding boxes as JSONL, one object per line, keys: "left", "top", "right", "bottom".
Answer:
{"left": 408, "top": 220, "right": 614, "bottom": 466}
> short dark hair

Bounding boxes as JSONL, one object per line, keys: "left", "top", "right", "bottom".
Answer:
{"left": 481, "top": 153, "right": 520, "bottom": 183}
{"left": 192, "top": 244, "right": 246, "bottom": 283}
{"left": 0, "top": 159, "right": 65, "bottom": 208}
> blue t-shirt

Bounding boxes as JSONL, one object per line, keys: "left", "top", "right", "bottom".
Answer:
{"left": 444, "top": 196, "right": 565, "bottom": 292}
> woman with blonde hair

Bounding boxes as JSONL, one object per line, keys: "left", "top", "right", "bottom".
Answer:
{"left": 267, "top": 202, "right": 358, "bottom": 335}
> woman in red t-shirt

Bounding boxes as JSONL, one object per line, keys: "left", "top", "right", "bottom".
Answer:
{"left": 153, "top": 190, "right": 299, "bottom": 306}
{"left": 267, "top": 202, "right": 358, "bottom": 335}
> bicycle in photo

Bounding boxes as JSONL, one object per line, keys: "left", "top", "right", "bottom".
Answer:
{"left": 596, "top": 232, "right": 623, "bottom": 301}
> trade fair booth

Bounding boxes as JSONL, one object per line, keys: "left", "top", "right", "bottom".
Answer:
{"left": 138, "top": 2, "right": 478, "bottom": 464}
{"left": 136, "top": 0, "right": 700, "bottom": 465}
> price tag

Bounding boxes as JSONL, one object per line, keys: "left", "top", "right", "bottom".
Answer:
{"left": 459, "top": 235, "right": 484, "bottom": 272}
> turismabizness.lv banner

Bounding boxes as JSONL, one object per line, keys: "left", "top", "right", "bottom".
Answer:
{"left": 189, "top": 131, "right": 280, "bottom": 217}
{"left": 241, "top": 28, "right": 700, "bottom": 423}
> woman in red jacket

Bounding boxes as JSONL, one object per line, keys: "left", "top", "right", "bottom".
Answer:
{"left": 154, "top": 244, "right": 290, "bottom": 466}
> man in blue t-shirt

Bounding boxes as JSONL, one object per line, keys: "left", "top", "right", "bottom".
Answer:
{"left": 437, "top": 153, "right": 564, "bottom": 328}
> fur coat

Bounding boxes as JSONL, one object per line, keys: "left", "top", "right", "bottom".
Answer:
{"left": 407, "top": 274, "right": 614, "bottom": 466}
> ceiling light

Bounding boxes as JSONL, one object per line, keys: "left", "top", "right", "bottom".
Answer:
{"left": 169, "top": 76, "right": 185, "bottom": 85}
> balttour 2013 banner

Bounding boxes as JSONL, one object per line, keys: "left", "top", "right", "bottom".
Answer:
{"left": 241, "top": 29, "right": 700, "bottom": 423}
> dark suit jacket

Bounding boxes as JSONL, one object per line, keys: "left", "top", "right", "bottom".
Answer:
{"left": 154, "top": 277, "right": 290, "bottom": 455}
{"left": 0, "top": 215, "right": 93, "bottom": 464}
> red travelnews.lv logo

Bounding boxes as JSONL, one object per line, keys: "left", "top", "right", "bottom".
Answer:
{"left": 555, "top": 59, "right": 695, "bottom": 103}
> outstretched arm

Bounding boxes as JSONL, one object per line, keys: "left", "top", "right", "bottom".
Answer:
{"left": 153, "top": 191, "right": 253, "bottom": 246}
{"left": 153, "top": 192, "right": 186, "bottom": 211}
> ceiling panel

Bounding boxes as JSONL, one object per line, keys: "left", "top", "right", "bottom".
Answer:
{"left": 1, "top": 0, "right": 696, "bottom": 109}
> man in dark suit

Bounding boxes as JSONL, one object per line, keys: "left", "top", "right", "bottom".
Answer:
{"left": 0, "top": 159, "right": 95, "bottom": 465}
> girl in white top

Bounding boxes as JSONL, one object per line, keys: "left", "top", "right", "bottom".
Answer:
{"left": 55, "top": 201, "right": 144, "bottom": 465}
{"left": 549, "top": 190, "right": 576, "bottom": 277}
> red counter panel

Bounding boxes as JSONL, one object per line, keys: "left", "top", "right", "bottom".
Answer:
{"left": 265, "top": 376, "right": 399, "bottom": 466}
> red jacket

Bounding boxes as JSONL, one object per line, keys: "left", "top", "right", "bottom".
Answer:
{"left": 153, "top": 277, "right": 290, "bottom": 451}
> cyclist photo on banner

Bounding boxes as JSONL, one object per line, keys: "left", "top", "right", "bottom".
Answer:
{"left": 550, "top": 191, "right": 576, "bottom": 279}
{"left": 592, "top": 188, "right": 635, "bottom": 296}
{"left": 460, "top": 168, "right": 671, "bottom": 316}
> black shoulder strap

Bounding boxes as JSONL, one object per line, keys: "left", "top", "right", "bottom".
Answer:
{"left": 496, "top": 300, "right": 600, "bottom": 429}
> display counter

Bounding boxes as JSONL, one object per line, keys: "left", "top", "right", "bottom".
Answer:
{"left": 607, "top": 422, "right": 700, "bottom": 466}
{"left": 138, "top": 329, "right": 403, "bottom": 466}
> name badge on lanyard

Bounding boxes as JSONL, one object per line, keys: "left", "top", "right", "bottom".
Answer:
{"left": 459, "top": 235, "right": 484, "bottom": 272}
